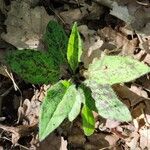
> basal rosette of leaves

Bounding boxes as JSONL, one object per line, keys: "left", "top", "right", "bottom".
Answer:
{"left": 5, "top": 21, "right": 150, "bottom": 141}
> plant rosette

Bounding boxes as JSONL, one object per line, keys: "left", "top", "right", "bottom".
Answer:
{"left": 6, "top": 21, "right": 150, "bottom": 141}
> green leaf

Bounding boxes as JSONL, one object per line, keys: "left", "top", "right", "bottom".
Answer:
{"left": 85, "top": 80, "right": 132, "bottom": 122}
{"left": 67, "top": 22, "right": 82, "bottom": 72}
{"left": 39, "top": 80, "right": 71, "bottom": 141}
{"left": 44, "top": 21, "right": 68, "bottom": 65}
{"left": 80, "top": 84, "right": 97, "bottom": 112}
{"left": 6, "top": 49, "right": 60, "bottom": 84}
{"left": 81, "top": 105, "right": 95, "bottom": 136}
{"left": 85, "top": 56, "right": 150, "bottom": 85}
{"left": 68, "top": 86, "right": 82, "bottom": 121}
{"left": 39, "top": 81, "right": 82, "bottom": 141}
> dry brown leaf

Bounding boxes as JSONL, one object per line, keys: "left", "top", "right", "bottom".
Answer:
{"left": 60, "top": 2, "right": 104, "bottom": 25}
{"left": 130, "top": 84, "right": 148, "bottom": 98}
{"left": 85, "top": 2, "right": 104, "bottom": 20}
{"left": 138, "top": 35, "right": 150, "bottom": 53}
{"left": 132, "top": 102, "right": 146, "bottom": 120}
{"left": 139, "top": 126, "right": 150, "bottom": 149}
{"left": 1, "top": 0, "right": 54, "bottom": 49}
{"left": 79, "top": 25, "right": 103, "bottom": 67}
{"left": 105, "top": 119, "right": 120, "bottom": 129}
{"left": 20, "top": 85, "right": 48, "bottom": 125}
{"left": 119, "top": 26, "right": 135, "bottom": 36}
{"left": 98, "top": 27, "right": 138, "bottom": 55}
{"left": 133, "top": 49, "right": 150, "bottom": 66}
{"left": 0, "top": 123, "right": 37, "bottom": 145}
{"left": 113, "top": 84, "right": 148, "bottom": 107}
{"left": 125, "top": 132, "right": 140, "bottom": 150}
{"left": 105, "top": 134, "right": 119, "bottom": 148}
{"left": 60, "top": 8, "right": 88, "bottom": 25}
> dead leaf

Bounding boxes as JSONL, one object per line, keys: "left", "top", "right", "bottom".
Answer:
{"left": 110, "top": 2, "right": 134, "bottom": 24}
{"left": 138, "top": 35, "right": 150, "bottom": 54}
{"left": 139, "top": 126, "right": 150, "bottom": 149}
{"left": 97, "top": 0, "right": 150, "bottom": 35}
{"left": 78, "top": 25, "right": 103, "bottom": 67}
{"left": 60, "top": 2, "right": 104, "bottom": 25}
{"left": 0, "top": 123, "right": 37, "bottom": 145}
{"left": 98, "top": 27, "right": 138, "bottom": 55}
{"left": 1, "top": 0, "right": 55, "bottom": 49}
{"left": 21, "top": 85, "right": 47, "bottom": 125}
{"left": 130, "top": 84, "right": 148, "bottom": 98}
{"left": 60, "top": 8, "right": 88, "bottom": 25}
{"left": 125, "top": 132, "right": 140, "bottom": 150}
{"left": 105, "top": 134, "right": 119, "bottom": 148}
{"left": 113, "top": 84, "right": 148, "bottom": 107}
{"left": 105, "top": 119, "right": 120, "bottom": 129}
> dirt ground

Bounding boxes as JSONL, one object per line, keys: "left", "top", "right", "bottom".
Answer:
{"left": 0, "top": 0, "right": 150, "bottom": 149}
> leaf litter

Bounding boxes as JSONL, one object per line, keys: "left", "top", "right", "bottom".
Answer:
{"left": 0, "top": 0, "right": 150, "bottom": 149}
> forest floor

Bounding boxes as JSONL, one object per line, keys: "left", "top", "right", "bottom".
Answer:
{"left": 0, "top": 0, "right": 150, "bottom": 149}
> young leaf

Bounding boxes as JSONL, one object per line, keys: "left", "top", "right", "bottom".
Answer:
{"left": 85, "top": 80, "right": 132, "bottom": 122}
{"left": 79, "top": 84, "right": 97, "bottom": 112}
{"left": 85, "top": 56, "right": 150, "bottom": 85}
{"left": 44, "top": 20, "right": 68, "bottom": 65}
{"left": 67, "top": 22, "right": 82, "bottom": 72}
{"left": 39, "top": 80, "right": 71, "bottom": 141}
{"left": 68, "top": 86, "right": 82, "bottom": 122}
{"left": 39, "top": 81, "right": 82, "bottom": 141}
{"left": 81, "top": 105, "right": 95, "bottom": 136}
{"left": 6, "top": 49, "right": 60, "bottom": 84}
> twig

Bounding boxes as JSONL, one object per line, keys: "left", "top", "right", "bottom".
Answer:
{"left": 3, "top": 66, "right": 23, "bottom": 123}
{"left": 0, "top": 136, "right": 29, "bottom": 150}
{"left": 43, "top": 0, "right": 66, "bottom": 25}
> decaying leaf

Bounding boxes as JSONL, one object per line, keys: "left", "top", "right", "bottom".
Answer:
{"left": 98, "top": 27, "right": 138, "bottom": 55}
{"left": 139, "top": 126, "right": 150, "bottom": 149}
{"left": 78, "top": 25, "right": 103, "bottom": 67}
{"left": 110, "top": 2, "right": 134, "bottom": 24}
{"left": 60, "top": 2, "right": 104, "bottom": 25}
{"left": 96, "top": 0, "right": 150, "bottom": 36}
{"left": 138, "top": 35, "right": 150, "bottom": 54}
{"left": 0, "top": 123, "right": 37, "bottom": 145}
{"left": 1, "top": 0, "right": 54, "bottom": 49}
{"left": 125, "top": 132, "right": 140, "bottom": 149}
{"left": 60, "top": 7, "right": 88, "bottom": 25}
{"left": 112, "top": 84, "right": 148, "bottom": 107}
